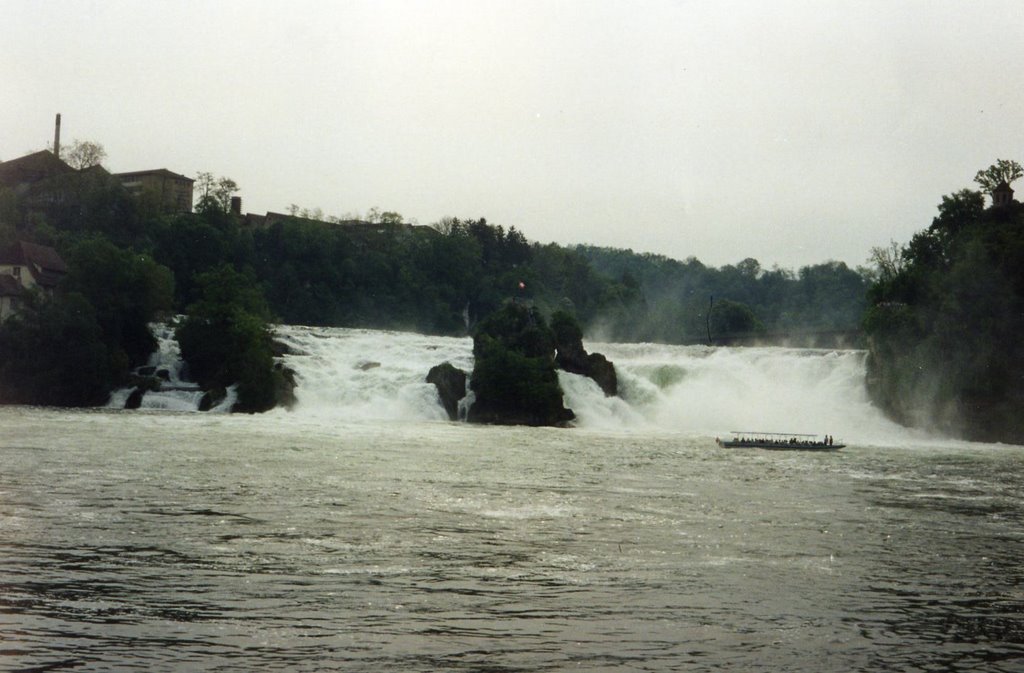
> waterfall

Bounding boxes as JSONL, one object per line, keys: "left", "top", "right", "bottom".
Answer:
{"left": 277, "top": 325, "right": 912, "bottom": 443}
{"left": 106, "top": 323, "right": 236, "bottom": 412}
{"left": 275, "top": 326, "right": 474, "bottom": 421}
{"left": 110, "top": 324, "right": 913, "bottom": 443}
{"left": 565, "top": 341, "right": 914, "bottom": 443}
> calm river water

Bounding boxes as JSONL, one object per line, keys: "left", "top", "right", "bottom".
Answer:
{"left": 2, "top": 406, "right": 1023, "bottom": 672}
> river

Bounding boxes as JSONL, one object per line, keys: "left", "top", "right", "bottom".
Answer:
{"left": 1, "top": 327, "right": 1022, "bottom": 671}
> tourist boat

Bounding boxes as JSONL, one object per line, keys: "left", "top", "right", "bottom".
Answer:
{"left": 716, "top": 431, "right": 844, "bottom": 450}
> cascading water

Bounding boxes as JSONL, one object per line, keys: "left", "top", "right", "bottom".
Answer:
{"left": 562, "top": 341, "right": 919, "bottom": 444}
{"left": 14, "top": 328, "right": 1014, "bottom": 673}
{"left": 113, "top": 323, "right": 916, "bottom": 444}
{"left": 106, "top": 323, "right": 236, "bottom": 412}
{"left": 275, "top": 325, "right": 917, "bottom": 445}
{"left": 274, "top": 325, "right": 475, "bottom": 421}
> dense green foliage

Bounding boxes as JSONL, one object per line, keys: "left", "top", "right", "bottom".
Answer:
{"left": 64, "top": 238, "right": 174, "bottom": 368}
{"left": 574, "top": 248, "right": 868, "bottom": 344}
{"left": 468, "top": 302, "right": 573, "bottom": 426}
{"left": 151, "top": 211, "right": 255, "bottom": 307}
{"left": 175, "top": 266, "right": 280, "bottom": 413}
{"left": 244, "top": 216, "right": 638, "bottom": 334}
{"left": 549, "top": 310, "right": 583, "bottom": 349}
{"left": 864, "top": 187, "right": 1024, "bottom": 443}
{"left": 1, "top": 165, "right": 870, "bottom": 347}
{"left": 709, "top": 299, "right": 766, "bottom": 340}
{"left": 0, "top": 237, "right": 172, "bottom": 406}
{"left": 0, "top": 292, "right": 115, "bottom": 406}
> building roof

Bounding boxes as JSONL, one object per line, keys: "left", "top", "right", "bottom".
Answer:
{"left": 114, "top": 168, "right": 194, "bottom": 182}
{"left": 0, "top": 241, "right": 69, "bottom": 289}
{"left": 0, "top": 274, "right": 23, "bottom": 297}
{"left": 0, "top": 150, "right": 75, "bottom": 187}
{"left": 80, "top": 164, "right": 112, "bottom": 177}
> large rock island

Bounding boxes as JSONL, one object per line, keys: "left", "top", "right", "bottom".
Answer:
{"left": 443, "top": 302, "right": 616, "bottom": 427}
{"left": 465, "top": 302, "right": 574, "bottom": 426}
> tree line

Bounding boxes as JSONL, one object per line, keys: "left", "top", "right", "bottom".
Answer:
{"left": 0, "top": 149, "right": 873, "bottom": 409}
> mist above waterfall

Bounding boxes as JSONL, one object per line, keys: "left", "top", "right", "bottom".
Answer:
{"left": 580, "top": 342, "right": 918, "bottom": 444}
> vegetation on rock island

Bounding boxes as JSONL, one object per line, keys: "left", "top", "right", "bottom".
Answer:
{"left": 465, "top": 303, "right": 620, "bottom": 426}
{"left": 863, "top": 160, "right": 1024, "bottom": 444}
{"left": 175, "top": 265, "right": 289, "bottom": 413}
{"left": 467, "top": 302, "right": 574, "bottom": 426}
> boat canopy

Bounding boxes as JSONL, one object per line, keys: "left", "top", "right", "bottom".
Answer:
{"left": 729, "top": 431, "right": 819, "bottom": 437}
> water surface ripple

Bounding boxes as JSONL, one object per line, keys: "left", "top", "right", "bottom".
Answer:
{"left": 2, "top": 408, "right": 1023, "bottom": 671}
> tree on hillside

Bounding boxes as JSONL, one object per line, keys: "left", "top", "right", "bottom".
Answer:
{"left": 709, "top": 299, "right": 765, "bottom": 339}
{"left": 864, "top": 180, "right": 1024, "bottom": 443}
{"left": 929, "top": 189, "right": 985, "bottom": 250}
{"left": 64, "top": 238, "right": 174, "bottom": 368}
{"left": 195, "top": 172, "right": 240, "bottom": 214}
{"left": 867, "top": 240, "right": 905, "bottom": 284}
{"left": 64, "top": 139, "right": 107, "bottom": 170}
{"left": 974, "top": 159, "right": 1023, "bottom": 194}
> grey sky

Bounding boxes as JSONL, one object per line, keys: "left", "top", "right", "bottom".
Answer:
{"left": 4, "top": 0, "right": 1023, "bottom": 269}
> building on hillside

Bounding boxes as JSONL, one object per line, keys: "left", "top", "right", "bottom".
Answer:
{"left": 0, "top": 274, "right": 22, "bottom": 321}
{"left": 0, "top": 151, "right": 75, "bottom": 195}
{"left": 992, "top": 181, "right": 1015, "bottom": 207}
{"left": 114, "top": 169, "right": 194, "bottom": 213}
{"left": 241, "top": 210, "right": 414, "bottom": 233}
{"left": 243, "top": 211, "right": 300, "bottom": 229}
{"left": 0, "top": 240, "right": 68, "bottom": 294}
{"left": 0, "top": 151, "right": 123, "bottom": 229}
{"left": 0, "top": 240, "right": 68, "bottom": 321}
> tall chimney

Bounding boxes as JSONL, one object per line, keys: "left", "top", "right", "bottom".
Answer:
{"left": 53, "top": 113, "right": 62, "bottom": 158}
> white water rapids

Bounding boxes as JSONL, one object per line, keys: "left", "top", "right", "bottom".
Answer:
{"left": 263, "top": 325, "right": 919, "bottom": 447}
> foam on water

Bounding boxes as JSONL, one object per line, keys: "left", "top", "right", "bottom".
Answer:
{"left": 2, "top": 404, "right": 1021, "bottom": 671}
{"left": 113, "top": 323, "right": 937, "bottom": 445}
{"left": 278, "top": 326, "right": 924, "bottom": 445}
{"left": 277, "top": 325, "right": 473, "bottom": 421}
{"left": 584, "top": 341, "right": 926, "bottom": 445}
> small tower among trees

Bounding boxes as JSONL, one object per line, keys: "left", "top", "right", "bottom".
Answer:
{"left": 992, "top": 181, "right": 1014, "bottom": 207}
{"left": 974, "top": 159, "right": 1022, "bottom": 207}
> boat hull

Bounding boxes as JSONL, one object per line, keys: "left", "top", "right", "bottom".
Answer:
{"left": 717, "top": 439, "right": 844, "bottom": 451}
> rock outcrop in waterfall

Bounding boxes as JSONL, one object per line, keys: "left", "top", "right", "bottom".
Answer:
{"left": 551, "top": 311, "right": 617, "bottom": 396}
{"left": 462, "top": 303, "right": 617, "bottom": 427}
{"left": 426, "top": 362, "right": 467, "bottom": 421}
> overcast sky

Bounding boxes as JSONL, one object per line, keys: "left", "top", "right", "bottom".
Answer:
{"left": 4, "top": 0, "right": 1023, "bottom": 269}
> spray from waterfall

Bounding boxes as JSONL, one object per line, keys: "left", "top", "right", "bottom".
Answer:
{"left": 112, "top": 324, "right": 926, "bottom": 445}
{"left": 279, "top": 327, "right": 919, "bottom": 444}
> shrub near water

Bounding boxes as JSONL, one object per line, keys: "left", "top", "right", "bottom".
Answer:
{"left": 64, "top": 238, "right": 174, "bottom": 369}
{"left": 0, "top": 239, "right": 174, "bottom": 407}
